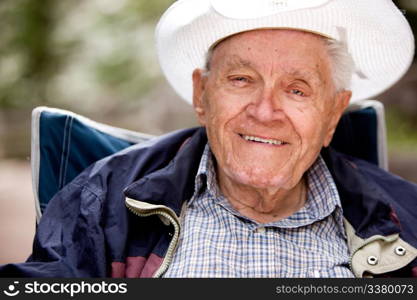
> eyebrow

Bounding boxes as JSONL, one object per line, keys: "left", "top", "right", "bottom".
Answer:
{"left": 284, "top": 68, "right": 324, "bottom": 86}
{"left": 223, "top": 56, "right": 254, "bottom": 71}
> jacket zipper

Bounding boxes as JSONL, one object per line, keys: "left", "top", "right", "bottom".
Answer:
{"left": 125, "top": 203, "right": 180, "bottom": 278}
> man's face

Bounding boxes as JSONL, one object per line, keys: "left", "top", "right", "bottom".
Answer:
{"left": 193, "top": 29, "right": 351, "bottom": 191}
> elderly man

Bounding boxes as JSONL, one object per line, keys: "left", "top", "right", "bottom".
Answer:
{"left": 1, "top": 0, "right": 417, "bottom": 278}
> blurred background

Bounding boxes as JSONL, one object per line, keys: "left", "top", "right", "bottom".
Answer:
{"left": 0, "top": 0, "right": 416, "bottom": 264}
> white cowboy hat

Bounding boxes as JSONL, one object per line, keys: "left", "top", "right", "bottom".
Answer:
{"left": 155, "top": 0, "right": 414, "bottom": 104}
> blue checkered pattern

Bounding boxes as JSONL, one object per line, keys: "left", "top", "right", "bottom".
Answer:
{"left": 163, "top": 144, "right": 354, "bottom": 277}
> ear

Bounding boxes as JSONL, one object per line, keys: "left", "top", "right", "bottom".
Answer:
{"left": 323, "top": 90, "right": 352, "bottom": 147}
{"left": 192, "top": 68, "right": 207, "bottom": 126}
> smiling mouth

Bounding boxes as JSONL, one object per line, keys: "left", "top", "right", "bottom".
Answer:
{"left": 238, "top": 134, "right": 288, "bottom": 146}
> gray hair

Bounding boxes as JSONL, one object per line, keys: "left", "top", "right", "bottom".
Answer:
{"left": 204, "top": 37, "right": 354, "bottom": 92}
{"left": 323, "top": 38, "right": 354, "bottom": 92}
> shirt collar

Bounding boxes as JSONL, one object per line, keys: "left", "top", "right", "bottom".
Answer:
{"left": 189, "top": 143, "right": 219, "bottom": 206}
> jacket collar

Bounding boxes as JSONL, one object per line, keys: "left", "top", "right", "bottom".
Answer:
{"left": 124, "top": 127, "right": 207, "bottom": 216}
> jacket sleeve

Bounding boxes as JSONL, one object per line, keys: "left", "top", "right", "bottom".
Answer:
{"left": 0, "top": 181, "right": 107, "bottom": 277}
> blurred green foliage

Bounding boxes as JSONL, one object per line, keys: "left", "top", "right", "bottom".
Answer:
{"left": 386, "top": 108, "right": 417, "bottom": 155}
{"left": 127, "top": 0, "right": 174, "bottom": 22}
{"left": 0, "top": 0, "right": 56, "bottom": 107}
{"left": 0, "top": 0, "right": 175, "bottom": 110}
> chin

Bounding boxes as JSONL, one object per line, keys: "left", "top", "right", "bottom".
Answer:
{"left": 223, "top": 164, "right": 296, "bottom": 190}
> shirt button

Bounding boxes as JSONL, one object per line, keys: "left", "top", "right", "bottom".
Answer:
{"left": 394, "top": 246, "right": 406, "bottom": 256}
{"left": 367, "top": 256, "right": 378, "bottom": 265}
{"left": 255, "top": 227, "right": 266, "bottom": 234}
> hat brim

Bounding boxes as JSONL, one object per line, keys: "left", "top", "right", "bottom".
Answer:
{"left": 156, "top": 0, "right": 414, "bottom": 104}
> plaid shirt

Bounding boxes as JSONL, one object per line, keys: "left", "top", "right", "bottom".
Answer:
{"left": 163, "top": 144, "right": 354, "bottom": 278}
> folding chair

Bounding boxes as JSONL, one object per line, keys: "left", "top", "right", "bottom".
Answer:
{"left": 30, "top": 99, "right": 388, "bottom": 223}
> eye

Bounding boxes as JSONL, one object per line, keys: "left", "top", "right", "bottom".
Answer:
{"left": 233, "top": 76, "right": 249, "bottom": 82}
{"left": 228, "top": 76, "right": 252, "bottom": 87}
{"left": 290, "top": 89, "right": 305, "bottom": 96}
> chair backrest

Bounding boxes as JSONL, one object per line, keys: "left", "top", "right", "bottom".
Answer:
{"left": 330, "top": 99, "right": 388, "bottom": 170}
{"left": 31, "top": 107, "right": 154, "bottom": 223}
{"left": 31, "top": 100, "right": 388, "bottom": 223}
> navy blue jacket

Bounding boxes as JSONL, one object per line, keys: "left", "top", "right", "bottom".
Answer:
{"left": 1, "top": 127, "right": 417, "bottom": 277}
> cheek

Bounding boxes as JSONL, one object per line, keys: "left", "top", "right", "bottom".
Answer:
{"left": 202, "top": 93, "right": 240, "bottom": 150}
{"left": 204, "top": 88, "right": 248, "bottom": 129}
{"left": 286, "top": 104, "right": 327, "bottom": 148}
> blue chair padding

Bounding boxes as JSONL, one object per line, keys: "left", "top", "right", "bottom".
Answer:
{"left": 38, "top": 112, "right": 138, "bottom": 214}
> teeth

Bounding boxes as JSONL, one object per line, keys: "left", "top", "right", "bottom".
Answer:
{"left": 242, "top": 135, "right": 284, "bottom": 145}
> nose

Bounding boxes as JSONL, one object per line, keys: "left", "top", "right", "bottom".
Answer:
{"left": 245, "top": 86, "right": 283, "bottom": 123}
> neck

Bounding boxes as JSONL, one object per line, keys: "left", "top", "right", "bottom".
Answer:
{"left": 218, "top": 170, "right": 307, "bottom": 224}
